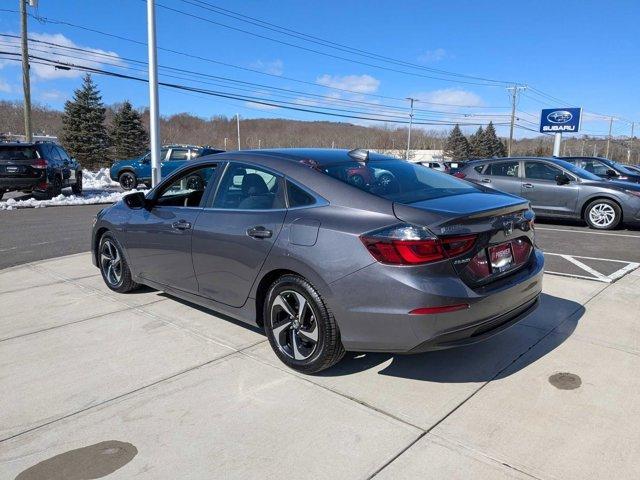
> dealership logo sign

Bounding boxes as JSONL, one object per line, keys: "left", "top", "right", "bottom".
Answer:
{"left": 540, "top": 107, "right": 582, "bottom": 133}
{"left": 547, "top": 111, "right": 573, "bottom": 124}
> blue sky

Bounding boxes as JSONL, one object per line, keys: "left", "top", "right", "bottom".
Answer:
{"left": 0, "top": 0, "right": 638, "bottom": 138}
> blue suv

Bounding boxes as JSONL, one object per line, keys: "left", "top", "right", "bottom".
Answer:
{"left": 110, "top": 145, "right": 224, "bottom": 190}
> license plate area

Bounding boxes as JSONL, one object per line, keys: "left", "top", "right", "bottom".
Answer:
{"left": 488, "top": 242, "right": 514, "bottom": 273}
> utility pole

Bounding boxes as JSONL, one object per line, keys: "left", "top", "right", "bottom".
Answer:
{"left": 581, "top": 138, "right": 586, "bottom": 156}
{"left": 146, "top": 0, "right": 161, "bottom": 186}
{"left": 258, "top": 139, "right": 261, "bottom": 149}
{"left": 605, "top": 117, "right": 614, "bottom": 159}
{"left": 507, "top": 85, "right": 526, "bottom": 156}
{"left": 236, "top": 113, "right": 241, "bottom": 150}
{"left": 628, "top": 122, "right": 634, "bottom": 163}
{"left": 223, "top": 137, "right": 228, "bottom": 150}
{"left": 20, "top": 0, "right": 33, "bottom": 142}
{"left": 405, "top": 97, "right": 417, "bottom": 160}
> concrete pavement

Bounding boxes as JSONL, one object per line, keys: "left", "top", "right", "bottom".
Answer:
{"left": 1, "top": 254, "right": 639, "bottom": 479}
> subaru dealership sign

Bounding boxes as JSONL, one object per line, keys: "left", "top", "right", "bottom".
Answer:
{"left": 539, "top": 108, "right": 582, "bottom": 133}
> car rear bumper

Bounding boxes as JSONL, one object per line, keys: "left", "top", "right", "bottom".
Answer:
{"left": 0, "top": 176, "right": 45, "bottom": 192}
{"left": 327, "top": 249, "right": 544, "bottom": 353}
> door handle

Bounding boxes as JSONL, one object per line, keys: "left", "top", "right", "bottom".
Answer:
{"left": 523, "top": 183, "right": 534, "bottom": 189}
{"left": 247, "top": 226, "right": 273, "bottom": 239}
{"left": 172, "top": 220, "right": 192, "bottom": 230}
{"left": 481, "top": 178, "right": 491, "bottom": 183}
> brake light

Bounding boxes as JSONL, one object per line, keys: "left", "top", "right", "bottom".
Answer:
{"left": 360, "top": 224, "right": 477, "bottom": 265}
{"left": 453, "top": 172, "right": 466, "bottom": 179}
{"left": 31, "top": 159, "right": 48, "bottom": 169}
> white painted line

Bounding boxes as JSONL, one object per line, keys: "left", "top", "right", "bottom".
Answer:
{"left": 545, "top": 270, "right": 612, "bottom": 283}
{"left": 544, "top": 252, "right": 640, "bottom": 283}
{"left": 560, "top": 254, "right": 610, "bottom": 281}
{"left": 608, "top": 262, "right": 640, "bottom": 281}
{"left": 0, "top": 246, "right": 17, "bottom": 252}
{"left": 545, "top": 252, "right": 639, "bottom": 264}
{"left": 537, "top": 227, "right": 640, "bottom": 239}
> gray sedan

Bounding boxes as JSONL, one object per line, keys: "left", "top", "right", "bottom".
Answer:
{"left": 456, "top": 157, "right": 640, "bottom": 229}
{"left": 92, "top": 149, "right": 543, "bottom": 373}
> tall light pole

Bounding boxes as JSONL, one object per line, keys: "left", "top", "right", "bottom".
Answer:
{"left": 507, "top": 85, "right": 526, "bottom": 156}
{"left": 628, "top": 122, "right": 634, "bottom": 163}
{"left": 20, "top": 0, "right": 33, "bottom": 142}
{"left": 405, "top": 97, "right": 417, "bottom": 160}
{"left": 236, "top": 113, "right": 241, "bottom": 150}
{"left": 146, "top": 0, "right": 161, "bottom": 187}
{"left": 605, "top": 116, "right": 614, "bottom": 159}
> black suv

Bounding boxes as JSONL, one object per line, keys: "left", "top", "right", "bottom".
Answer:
{"left": 0, "top": 142, "right": 82, "bottom": 200}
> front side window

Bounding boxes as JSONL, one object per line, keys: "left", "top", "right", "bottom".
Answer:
{"left": 577, "top": 159, "right": 611, "bottom": 176}
{"left": 487, "top": 161, "right": 519, "bottom": 177}
{"left": 213, "top": 163, "right": 285, "bottom": 210}
{"left": 525, "top": 162, "right": 563, "bottom": 181}
{"left": 156, "top": 164, "right": 217, "bottom": 208}
{"left": 168, "top": 148, "right": 189, "bottom": 161}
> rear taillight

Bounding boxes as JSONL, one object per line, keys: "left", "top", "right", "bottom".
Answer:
{"left": 360, "top": 224, "right": 477, "bottom": 265}
{"left": 453, "top": 172, "right": 466, "bottom": 179}
{"left": 31, "top": 159, "right": 48, "bottom": 169}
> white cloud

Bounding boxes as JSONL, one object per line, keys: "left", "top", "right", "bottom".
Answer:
{"left": 245, "top": 101, "right": 280, "bottom": 111}
{"left": 38, "top": 89, "right": 65, "bottom": 102}
{"left": 0, "top": 77, "right": 12, "bottom": 93}
{"left": 0, "top": 32, "right": 124, "bottom": 80}
{"left": 316, "top": 74, "right": 380, "bottom": 94}
{"left": 413, "top": 88, "right": 484, "bottom": 108}
{"left": 250, "top": 59, "right": 283, "bottom": 76}
{"left": 418, "top": 48, "right": 447, "bottom": 63}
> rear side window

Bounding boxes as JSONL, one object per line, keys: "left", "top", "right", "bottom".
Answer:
{"left": 0, "top": 146, "right": 39, "bottom": 160}
{"left": 320, "top": 159, "right": 478, "bottom": 204}
{"left": 474, "top": 165, "right": 485, "bottom": 174}
{"left": 487, "top": 162, "right": 519, "bottom": 177}
{"left": 287, "top": 181, "right": 315, "bottom": 207}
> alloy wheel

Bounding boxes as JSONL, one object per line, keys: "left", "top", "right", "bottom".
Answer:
{"left": 100, "top": 240, "right": 123, "bottom": 286}
{"left": 588, "top": 203, "right": 616, "bottom": 228}
{"left": 270, "top": 290, "right": 319, "bottom": 360}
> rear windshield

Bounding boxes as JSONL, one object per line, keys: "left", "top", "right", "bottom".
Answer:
{"left": 321, "top": 159, "right": 479, "bottom": 203}
{"left": 0, "top": 146, "right": 39, "bottom": 160}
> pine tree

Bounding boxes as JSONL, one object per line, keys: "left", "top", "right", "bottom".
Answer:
{"left": 109, "top": 101, "right": 149, "bottom": 160}
{"left": 468, "top": 126, "right": 490, "bottom": 158}
{"left": 483, "top": 121, "right": 507, "bottom": 157}
{"left": 443, "top": 124, "right": 470, "bottom": 161}
{"left": 60, "top": 74, "right": 109, "bottom": 169}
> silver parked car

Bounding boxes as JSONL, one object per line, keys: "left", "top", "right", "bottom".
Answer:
{"left": 92, "top": 149, "right": 543, "bottom": 373}
{"left": 456, "top": 157, "right": 640, "bottom": 229}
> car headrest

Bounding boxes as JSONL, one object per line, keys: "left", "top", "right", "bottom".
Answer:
{"left": 242, "top": 173, "right": 269, "bottom": 195}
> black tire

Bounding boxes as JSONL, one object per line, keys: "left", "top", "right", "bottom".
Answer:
{"left": 584, "top": 199, "right": 621, "bottom": 230}
{"left": 98, "top": 232, "right": 139, "bottom": 293}
{"left": 44, "top": 176, "right": 62, "bottom": 200}
{"left": 119, "top": 171, "right": 137, "bottom": 191}
{"left": 72, "top": 171, "right": 83, "bottom": 195}
{"left": 350, "top": 174, "right": 365, "bottom": 187}
{"left": 264, "top": 274, "right": 345, "bottom": 374}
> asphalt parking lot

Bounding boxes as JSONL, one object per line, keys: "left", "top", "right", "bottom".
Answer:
{"left": 1, "top": 253, "right": 639, "bottom": 478}
{"left": 2, "top": 204, "right": 640, "bottom": 283}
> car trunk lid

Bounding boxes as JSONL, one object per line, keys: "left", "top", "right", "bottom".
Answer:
{"left": 393, "top": 191, "right": 535, "bottom": 286}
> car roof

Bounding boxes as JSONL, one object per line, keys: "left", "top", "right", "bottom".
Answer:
{"left": 466, "top": 156, "right": 558, "bottom": 163}
{"left": 208, "top": 148, "right": 398, "bottom": 166}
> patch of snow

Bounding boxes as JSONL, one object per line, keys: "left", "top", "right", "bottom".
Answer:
{"left": 83, "top": 168, "right": 120, "bottom": 190}
{"left": 0, "top": 169, "right": 147, "bottom": 211}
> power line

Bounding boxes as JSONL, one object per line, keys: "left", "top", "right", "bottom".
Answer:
{"left": 151, "top": 0, "right": 510, "bottom": 87}
{"left": 177, "top": 0, "right": 514, "bottom": 85}
{"left": 0, "top": 52, "right": 512, "bottom": 128}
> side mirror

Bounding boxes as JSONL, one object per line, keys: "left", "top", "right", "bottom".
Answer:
{"left": 556, "top": 174, "right": 571, "bottom": 185}
{"left": 605, "top": 168, "right": 618, "bottom": 177}
{"left": 123, "top": 191, "right": 148, "bottom": 209}
{"left": 141, "top": 156, "right": 150, "bottom": 164}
